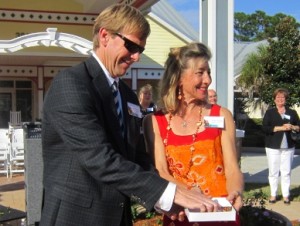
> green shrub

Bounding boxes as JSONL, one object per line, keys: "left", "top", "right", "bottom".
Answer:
{"left": 242, "top": 118, "right": 264, "bottom": 147}
{"left": 241, "top": 118, "right": 300, "bottom": 148}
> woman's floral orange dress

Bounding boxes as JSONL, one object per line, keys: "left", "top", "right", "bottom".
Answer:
{"left": 154, "top": 104, "right": 240, "bottom": 226}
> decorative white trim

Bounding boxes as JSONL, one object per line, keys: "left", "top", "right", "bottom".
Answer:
{"left": 0, "top": 28, "right": 165, "bottom": 80}
{"left": 137, "top": 69, "right": 164, "bottom": 79}
{"left": 0, "top": 66, "right": 37, "bottom": 77}
{"left": 0, "top": 65, "right": 69, "bottom": 78}
{"left": 43, "top": 66, "right": 68, "bottom": 77}
{"left": 0, "top": 9, "right": 96, "bottom": 25}
{"left": 0, "top": 28, "right": 93, "bottom": 55}
{"left": 0, "top": 66, "right": 164, "bottom": 80}
{"left": 123, "top": 71, "right": 131, "bottom": 79}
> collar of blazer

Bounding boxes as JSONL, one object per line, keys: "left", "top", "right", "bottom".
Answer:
{"left": 84, "top": 57, "right": 129, "bottom": 156}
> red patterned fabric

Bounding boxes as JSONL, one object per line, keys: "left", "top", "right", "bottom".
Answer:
{"left": 154, "top": 104, "right": 240, "bottom": 226}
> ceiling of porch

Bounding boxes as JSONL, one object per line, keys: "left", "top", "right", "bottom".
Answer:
{"left": 0, "top": 0, "right": 159, "bottom": 67}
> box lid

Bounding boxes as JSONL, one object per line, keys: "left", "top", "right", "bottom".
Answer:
{"left": 184, "top": 197, "right": 236, "bottom": 222}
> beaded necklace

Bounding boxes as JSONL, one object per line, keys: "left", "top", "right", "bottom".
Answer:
{"left": 163, "top": 107, "right": 203, "bottom": 181}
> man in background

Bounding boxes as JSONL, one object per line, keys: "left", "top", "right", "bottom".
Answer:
{"left": 208, "top": 88, "right": 218, "bottom": 104}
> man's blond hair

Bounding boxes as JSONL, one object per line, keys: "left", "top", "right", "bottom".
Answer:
{"left": 92, "top": 4, "right": 150, "bottom": 50}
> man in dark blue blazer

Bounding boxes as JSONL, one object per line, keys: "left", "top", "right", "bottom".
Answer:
{"left": 40, "top": 4, "right": 219, "bottom": 226}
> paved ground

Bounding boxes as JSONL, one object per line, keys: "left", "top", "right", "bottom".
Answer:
{"left": 0, "top": 151, "right": 300, "bottom": 225}
{"left": 0, "top": 174, "right": 25, "bottom": 226}
{"left": 241, "top": 152, "right": 300, "bottom": 185}
{"left": 241, "top": 152, "right": 300, "bottom": 223}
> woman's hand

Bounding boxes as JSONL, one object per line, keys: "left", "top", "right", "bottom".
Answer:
{"left": 275, "top": 123, "right": 293, "bottom": 132}
{"left": 282, "top": 123, "right": 292, "bottom": 131}
{"left": 227, "top": 191, "right": 243, "bottom": 211}
{"left": 291, "top": 125, "right": 300, "bottom": 132}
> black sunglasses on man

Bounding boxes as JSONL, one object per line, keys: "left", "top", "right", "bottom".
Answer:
{"left": 114, "top": 33, "right": 145, "bottom": 54}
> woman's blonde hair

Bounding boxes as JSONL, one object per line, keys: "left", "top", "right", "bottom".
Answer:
{"left": 92, "top": 4, "right": 150, "bottom": 50}
{"left": 159, "top": 42, "right": 212, "bottom": 113}
{"left": 138, "top": 84, "right": 153, "bottom": 101}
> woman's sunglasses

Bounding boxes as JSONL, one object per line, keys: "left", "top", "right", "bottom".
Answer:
{"left": 114, "top": 33, "right": 145, "bottom": 54}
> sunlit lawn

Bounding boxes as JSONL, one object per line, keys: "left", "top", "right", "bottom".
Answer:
{"left": 244, "top": 183, "right": 300, "bottom": 202}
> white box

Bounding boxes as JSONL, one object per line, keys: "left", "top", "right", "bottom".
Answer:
{"left": 185, "top": 197, "right": 236, "bottom": 222}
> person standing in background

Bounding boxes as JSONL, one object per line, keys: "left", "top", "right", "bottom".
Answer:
{"left": 138, "top": 84, "right": 157, "bottom": 116}
{"left": 137, "top": 84, "right": 157, "bottom": 152}
{"left": 143, "top": 42, "right": 243, "bottom": 225}
{"left": 41, "top": 4, "right": 220, "bottom": 226}
{"left": 262, "top": 88, "right": 300, "bottom": 205}
{"left": 208, "top": 89, "right": 218, "bottom": 105}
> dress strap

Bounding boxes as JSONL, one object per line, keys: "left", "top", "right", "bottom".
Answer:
{"left": 210, "top": 104, "right": 221, "bottom": 116}
{"left": 154, "top": 111, "right": 168, "bottom": 139}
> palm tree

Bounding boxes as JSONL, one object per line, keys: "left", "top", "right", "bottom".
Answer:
{"left": 237, "top": 45, "right": 268, "bottom": 100}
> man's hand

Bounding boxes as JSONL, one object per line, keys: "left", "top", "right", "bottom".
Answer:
{"left": 174, "top": 186, "right": 220, "bottom": 212}
{"left": 162, "top": 186, "right": 221, "bottom": 221}
{"left": 161, "top": 203, "right": 185, "bottom": 222}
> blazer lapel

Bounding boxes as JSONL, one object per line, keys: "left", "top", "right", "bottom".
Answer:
{"left": 84, "top": 57, "right": 127, "bottom": 157}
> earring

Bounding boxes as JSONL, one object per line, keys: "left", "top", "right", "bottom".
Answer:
{"left": 178, "top": 88, "right": 182, "bottom": 100}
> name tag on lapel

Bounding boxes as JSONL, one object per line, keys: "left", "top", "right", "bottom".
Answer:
{"left": 127, "top": 102, "right": 143, "bottom": 118}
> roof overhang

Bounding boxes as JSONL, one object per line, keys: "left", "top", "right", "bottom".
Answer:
{"left": 0, "top": 0, "right": 159, "bottom": 67}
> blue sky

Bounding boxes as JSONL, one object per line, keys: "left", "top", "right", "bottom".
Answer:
{"left": 166, "top": 0, "right": 300, "bottom": 32}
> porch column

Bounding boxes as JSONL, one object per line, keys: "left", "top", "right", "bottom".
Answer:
{"left": 199, "top": 0, "right": 234, "bottom": 112}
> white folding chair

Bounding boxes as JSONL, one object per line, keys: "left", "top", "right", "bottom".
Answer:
{"left": 9, "top": 128, "right": 25, "bottom": 177}
{"left": 0, "top": 129, "right": 10, "bottom": 177}
{"left": 9, "top": 111, "right": 22, "bottom": 127}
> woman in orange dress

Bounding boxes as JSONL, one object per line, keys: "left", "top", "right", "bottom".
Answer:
{"left": 143, "top": 42, "right": 244, "bottom": 226}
